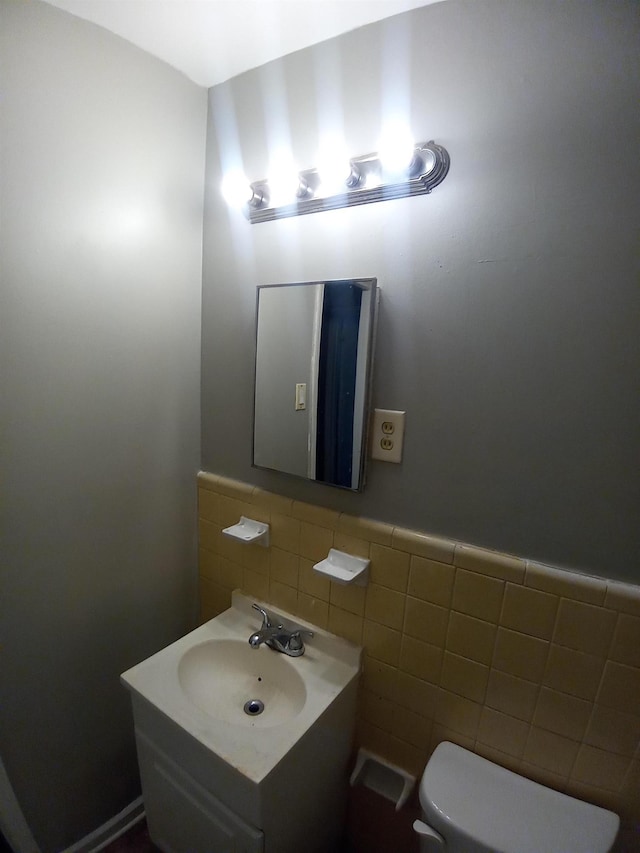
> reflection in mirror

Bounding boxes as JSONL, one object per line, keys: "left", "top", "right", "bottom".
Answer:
{"left": 253, "top": 279, "right": 378, "bottom": 490}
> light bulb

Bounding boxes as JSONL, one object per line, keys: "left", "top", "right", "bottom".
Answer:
{"left": 378, "top": 120, "right": 416, "bottom": 177}
{"left": 364, "top": 171, "right": 382, "bottom": 190}
{"left": 267, "top": 151, "right": 302, "bottom": 207}
{"left": 316, "top": 136, "right": 354, "bottom": 196}
{"left": 220, "top": 170, "right": 253, "bottom": 208}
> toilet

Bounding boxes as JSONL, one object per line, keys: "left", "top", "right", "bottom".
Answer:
{"left": 414, "top": 742, "right": 619, "bottom": 853}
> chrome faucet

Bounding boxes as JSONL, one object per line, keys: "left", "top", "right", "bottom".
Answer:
{"left": 248, "top": 604, "right": 313, "bottom": 657}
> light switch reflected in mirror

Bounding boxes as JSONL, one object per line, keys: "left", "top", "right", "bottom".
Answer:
{"left": 253, "top": 279, "right": 378, "bottom": 491}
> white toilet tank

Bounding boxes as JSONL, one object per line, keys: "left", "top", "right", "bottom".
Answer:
{"left": 415, "top": 742, "right": 619, "bottom": 853}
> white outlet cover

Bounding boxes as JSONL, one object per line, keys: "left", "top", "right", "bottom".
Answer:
{"left": 371, "top": 409, "right": 406, "bottom": 463}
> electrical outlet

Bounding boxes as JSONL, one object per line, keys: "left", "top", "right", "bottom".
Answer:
{"left": 371, "top": 409, "right": 406, "bottom": 463}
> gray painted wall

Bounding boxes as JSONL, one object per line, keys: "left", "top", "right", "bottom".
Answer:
{"left": 202, "top": 0, "right": 640, "bottom": 582}
{"left": 0, "top": 2, "right": 206, "bottom": 850}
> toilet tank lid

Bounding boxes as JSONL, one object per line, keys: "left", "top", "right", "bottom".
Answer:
{"left": 420, "top": 743, "right": 619, "bottom": 853}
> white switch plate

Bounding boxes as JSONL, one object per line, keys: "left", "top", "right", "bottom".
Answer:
{"left": 371, "top": 409, "right": 406, "bottom": 463}
{"left": 295, "top": 383, "right": 307, "bottom": 410}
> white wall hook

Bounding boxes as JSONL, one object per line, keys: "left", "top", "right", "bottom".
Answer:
{"left": 313, "top": 548, "right": 369, "bottom": 585}
{"left": 222, "top": 516, "right": 269, "bottom": 547}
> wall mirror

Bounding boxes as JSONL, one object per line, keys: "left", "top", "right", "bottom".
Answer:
{"left": 253, "top": 278, "right": 378, "bottom": 491}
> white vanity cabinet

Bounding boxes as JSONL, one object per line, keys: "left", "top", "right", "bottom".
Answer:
{"left": 121, "top": 594, "right": 362, "bottom": 853}
{"left": 136, "top": 731, "right": 264, "bottom": 853}
{"left": 130, "top": 683, "right": 357, "bottom": 853}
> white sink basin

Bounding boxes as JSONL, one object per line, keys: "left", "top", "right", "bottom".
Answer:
{"left": 121, "top": 591, "right": 361, "bottom": 784}
{"left": 178, "top": 638, "right": 307, "bottom": 727}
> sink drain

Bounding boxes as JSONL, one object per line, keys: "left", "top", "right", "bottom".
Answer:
{"left": 243, "top": 699, "right": 265, "bottom": 716}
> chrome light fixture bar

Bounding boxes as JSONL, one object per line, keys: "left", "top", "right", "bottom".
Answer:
{"left": 244, "top": 141, "right": 450, "bottom": 224}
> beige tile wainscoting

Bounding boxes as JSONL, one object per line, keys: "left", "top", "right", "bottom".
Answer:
{"left": 197, "top": 472, "right": 640, "bottom": 849}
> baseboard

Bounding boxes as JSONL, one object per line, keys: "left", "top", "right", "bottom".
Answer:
{"left": 0, "top": 757, "right": 41, "bottom": 853}
{"left": 60, "top": 797, "right": 145, "bottom": 853}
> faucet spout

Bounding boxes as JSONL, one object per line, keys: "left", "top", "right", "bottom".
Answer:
{"left": 248, "top": 604, "right": 275, "bottom": 648}
{"left": 248, "top": 603, "right": 313, "bottom": 657}
{"left": 248, "top": 628, "right": 271, "bottom": 648}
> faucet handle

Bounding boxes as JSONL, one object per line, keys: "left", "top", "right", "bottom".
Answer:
{"left": 252, "top": 603, "right": 272, "bottom": 629}
{"left": 288, "top": 629, "right": 314, "bottom": 651}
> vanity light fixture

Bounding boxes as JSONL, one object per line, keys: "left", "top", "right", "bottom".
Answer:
{"left": 223, "top": 139, "right": 450, "bottom": 223}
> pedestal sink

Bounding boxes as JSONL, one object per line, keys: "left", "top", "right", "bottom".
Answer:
{"left": 121, "top": 591, "right": 361, "bottom": 853}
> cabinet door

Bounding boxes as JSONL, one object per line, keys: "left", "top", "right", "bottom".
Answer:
{"left": 137, "top": 732, "right": 264, "bottom": 853}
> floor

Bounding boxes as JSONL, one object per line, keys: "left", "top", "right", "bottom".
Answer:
{"left": 101, "top": 819, "right": 160, "bottom": 853}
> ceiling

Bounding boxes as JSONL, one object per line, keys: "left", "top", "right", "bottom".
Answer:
{"left": 41, "top": 0, "right": 443, "bottom": 88}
